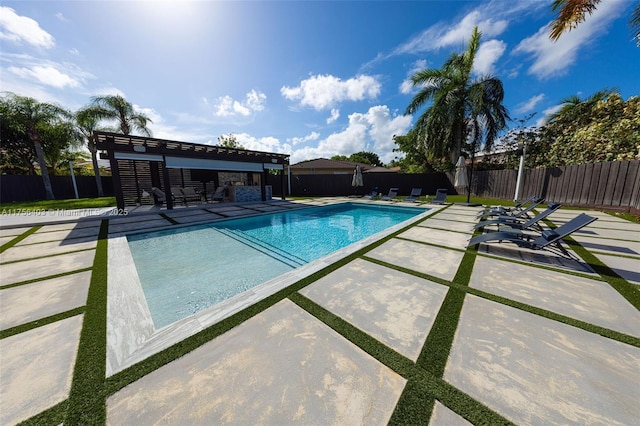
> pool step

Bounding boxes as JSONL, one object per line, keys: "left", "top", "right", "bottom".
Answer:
{"left": 215, "top": 227, "right": 307, "bottom": 268}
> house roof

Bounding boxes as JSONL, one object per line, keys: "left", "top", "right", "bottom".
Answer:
{"left": 364, "top": 166, "right": 400, "bottom": 173}
{"left": 290, "top": 158, "right": 378, "bottom": 171}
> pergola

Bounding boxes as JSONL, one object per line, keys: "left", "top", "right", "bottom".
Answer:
{"left": 94, "top": 131, "right": 289, "bottom": 210}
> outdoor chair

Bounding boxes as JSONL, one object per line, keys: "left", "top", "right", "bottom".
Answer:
{"left": 477, "top": 197, "right": 544, "bottom": 220}
{"left": 478, "top": 195, "right": 540, "bottom": 218}
{"left": 467, "top": 213, "right": 597, "bottom": 259}
{"left": 473, "top": 202, "right": 561, "bottom": 232}
{"left": 363, "top": 187, "right": 379, "bottom": 200}
{"left": 430, "top": 189, "right": 448, "bottom": 204}
{"left": 151, "top": 187, "right": 167, "bottom": 205}
{"left": 381, "top": 188, "right": 399, "bottom": 201}
{"left": 180, "top": 187, "right": 202, "bottom": 205}
{"left": 405, "top": 188, "right": 422, "bottom": 202}
{"left": 210, "top": 186, "right": 226, "bottom": 202}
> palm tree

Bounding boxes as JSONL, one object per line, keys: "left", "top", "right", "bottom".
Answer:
{"left": 2, "top": 93, "right": 70, "bottom": 199}
{"left": 89, "top": 95, "right": 152, "bottom": 136}
{"left": 405, "top": 26, "right": 510, "bottom": 164}
{"left": 75, "top": 107, "right": 106, "bottom": 196}
{"left": 546, "top": 88, "right": 618, "bottom": 124}
{"left": 550, "top": 0, "right": 640, "bottom": 45}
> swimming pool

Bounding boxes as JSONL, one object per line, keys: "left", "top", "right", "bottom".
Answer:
{"left": 127, "top": 202, "right": 426, "bottom": 328}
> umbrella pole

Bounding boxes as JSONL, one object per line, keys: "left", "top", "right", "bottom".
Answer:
{"left": 467, "top": 149, "right": 474, "bottom": 204}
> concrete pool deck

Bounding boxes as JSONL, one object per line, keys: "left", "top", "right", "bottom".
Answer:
{"left": 1, "top": 198, "right": 639, "bottom": 425}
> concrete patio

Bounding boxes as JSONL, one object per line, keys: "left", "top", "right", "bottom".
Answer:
{"left": 1, "top": 198, "right": 638, "bottom": 425}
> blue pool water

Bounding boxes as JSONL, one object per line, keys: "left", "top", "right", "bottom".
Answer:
{"left": 127, "top": 202, "right": 426, "bottom": 328}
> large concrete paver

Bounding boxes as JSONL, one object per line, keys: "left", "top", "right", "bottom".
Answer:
{"left": 0, "top": 250, "right": 95, "bottom": 285}
{"left": 590, "top": 252, "right": 640, "bottom": 284}
{"left": 0, "top": 237, "right": 96, "bottom": 263}
{"left": 429, "top": 402, "right": 472, "bottom": 426}
{"left": 444, "top": 295, "right": 640, "bottom": 425}
{"left": 0, "top": 315, "right": 83, "bottom": 425}
{"left": 470, "top": 256, "right": 640, "bottom": 337}
{"left": 0, "top": 270, "right": 91, "bottom": 330}
{"left": 300, "top": 258, "right": 448, "bottom": 361}
{"left": 397, "top": 227, "right": 470, "bottom": 250}
{"left": 0, "top": 226, "right": 32, "bottom": 238}
{"left": 570, "top": 234, "right": 640, "bottom": 258}
{"left": 16, "top": 226, "right": 100, "bottom": 245}
{"left": 419, "top": 218, "right": 476, "bottom": 233}
{"left": 106, "top": 299, "right": 405, "bottom": 425}
{"left": 366, "top": 238, "right": 464, "bottom": 281}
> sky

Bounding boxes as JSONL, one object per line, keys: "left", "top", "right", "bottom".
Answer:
{"left": 1, "top": 0, "right": 638, "bottom": 165}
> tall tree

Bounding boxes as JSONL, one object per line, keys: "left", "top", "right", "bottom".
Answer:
{"left": 75, "top": 107, "right": 106, "bottom": 196}
{"left": 89, "top": 95, "right": 152, "bottom": 136}
{"left": 0, "top": 93, "right": 71, "bottom": 199}
{"left": 405, "top": 26, "right": 510, "bottom": 163}
{"left": 218, "top": 133, "right": 245, "bottom": 149}
{"left": 550, "top": 0, "right": 640, "bottom": 45}
{"left": 349, "top": 151, "right": 383, "bottom": 166}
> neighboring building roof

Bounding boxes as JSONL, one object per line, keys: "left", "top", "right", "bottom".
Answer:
{"left": 290, "top": 158, "right": 375, "bottom": 171}
{"left": 364, "top": 166, "right": 400, "bottom": 173}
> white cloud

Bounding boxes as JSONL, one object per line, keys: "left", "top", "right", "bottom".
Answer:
{"left": 290, "top": 105, "right": 412, "bottom": 164}
{"left": 537, "top": 104, "right": 563, "bottom": 126}
{"left": 400, "top": 59, "right": 427, "bottom": 95}
{"left": 213, "top": 89, "right": 267, "bottom": 117}
{"left": 473, "top": 39, "right": 506, "bottom": 75}
{"left": 55, "top": 12, "right": 69, "bottom": 23}
{"left": 327, "top": 108, "right": 340, "bottom": 124}
{"left": 513, "top": 0, "right": 625, "bottom": 79}
{"left": 288, "top": 132, "right": 320, "bottom": 146}
{"left": 0, "top": 6, "right": 54, "bottom": 48}
{"left": 394, "top": 10, "right": 508, "bottom": 55}
{"left": 8, "top": 65, "right": 80, "bottom": 88}
{"left": 515, "top": 93, "right": 545, "bottom": 114}
{"left": 281, "top": 74, "right": 381, "bottom": 111}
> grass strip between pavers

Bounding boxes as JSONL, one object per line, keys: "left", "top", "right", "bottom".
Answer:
{"left": 158, "top": 213, "right": 179, "bottom": 225}
{"left": 0, "top": 307, "right": 85, "bottom": 340}
{"left": 0, "top": 226, "right": 41, "bottom": 254}
{"left": 0, "top": 267, "right": 93, "bottom": 290}
{"left": 18, "top": 400, "right": 68, "bottom": 426}
{"left": 542, "top": 218, "right": 640, "bottom": 311}
{"left": 290, "top": 277, "right": 512, "bottom": 425}
{"left": 0, "top": 247, "right": 97, "bottom": 265}
{"left": 63, "top": 220, "right": 109, "bottom": 425}
{"left": 367, "top": 255, "right": 640, "bottom": 348}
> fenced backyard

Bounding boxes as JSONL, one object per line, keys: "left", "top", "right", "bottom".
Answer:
{"left": 1, "top": 160, "right": 638, "bottom": 214}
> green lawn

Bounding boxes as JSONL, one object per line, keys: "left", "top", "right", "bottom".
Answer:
{"left": 0, "top": 197, "right": 116, "bottom": 211}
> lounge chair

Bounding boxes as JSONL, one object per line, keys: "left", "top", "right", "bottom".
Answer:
{"left": 180, "top": 187, "right": 202, "bottom": 204}
{"left": 478, "top": 195, "right": 540, "bottom": 218}
{"left": 477, "top": 197, "right": 545, "bottom": 220}
{"left": 210, "top": 186, "right": 226, "bottom": 202}
{"left": 170, "top": 187, "right": 188, "bottom": 205}
{"left": 473, "top": 202, "right": 561, "bottom": 232}
{"left": 430, "top": 189, "right": 447, "bottom": 204}
{"left": 363, "top": 187, "right": 379, "bottom": 200}
{"left": 381, "top": 188, "right": 399, "bottom": 201}
{"left": 405, "top": 188, "right": 422, "bottom": 202}
{"left": 151, "top": 187, "right": 167, "bottom": 205}
{"left": 468, "top": 213, "right": 597, "bottom": 258}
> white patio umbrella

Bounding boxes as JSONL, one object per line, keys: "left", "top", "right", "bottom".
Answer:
{"left": 352, "top": 165, "right": 364, "bottom": 187}
{"left": 351, "top": 165, "right": 363, "bottom": 196}
{"left": 454, "top": 156, "right": 468, "bottom": 190}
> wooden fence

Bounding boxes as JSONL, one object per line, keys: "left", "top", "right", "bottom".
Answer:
{"left": 0, "top": 175, "right": 114, "bottom": 203}
{"left": 469, "top": 160, "right": 640, "bottom": 213}
{"left": 2, "top": 160, "right": 638, "bottom": 214}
